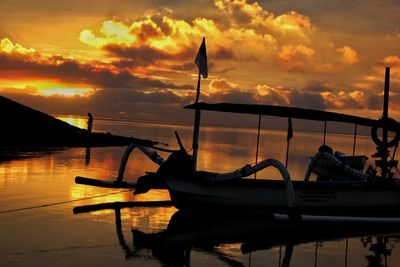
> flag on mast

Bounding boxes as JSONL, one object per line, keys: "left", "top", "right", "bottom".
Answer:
{"left": 195, "top": 37, "right": 208, "bottom": 79}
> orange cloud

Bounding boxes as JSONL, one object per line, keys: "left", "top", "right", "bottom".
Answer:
{"left": 214, "top": 0, "right": 314, "bottom": 37}
{"left": 321, "top": 90, "right": 367, "bottom": 109}
{"left": 0, "top": 37, "right": 190, "bottom": 99}
{"left": 80, "top": 14, "right": 277, "bottom": 65}
{"left": 336, "top": 46, "right": 358, "bottom": 65}
{"left": 208, "top": 77, "right": 239, "bottom": 94}
{"left": 78, "top": 0, "right": 367, "bottom": 79}
{"left": 378, "top": 55, "right": 400, "bottom": 75}
{"left": 277, "top": 44, "right": 314, "bottom": 72}
{"left": 254, "top": 84, "right": 289, "bottom": 105}
{"left": 278, "top": 44, "right": 314, "bottom": 61}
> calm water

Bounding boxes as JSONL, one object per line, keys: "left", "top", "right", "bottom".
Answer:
{"left": 1, "top": 114, "right": 400, "bottom": 267}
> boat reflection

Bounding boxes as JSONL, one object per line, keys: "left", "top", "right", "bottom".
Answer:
{"left": 73, "top": 202, "right": 400, "bottom": 267}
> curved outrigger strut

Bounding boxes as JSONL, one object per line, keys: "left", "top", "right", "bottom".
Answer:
{"left": 76, "top": 144, "right": 167, "bottom": 189}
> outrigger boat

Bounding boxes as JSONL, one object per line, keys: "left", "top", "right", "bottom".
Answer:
{"left": 75, "top": 39, "right": 400, "bottom": 219}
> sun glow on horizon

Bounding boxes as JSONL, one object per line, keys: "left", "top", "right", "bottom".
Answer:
{"left": 0, "top": 80, "right": 96, "bottom": 98}
{"left": 38, "top": 87, "right": 95, "bottom": 97}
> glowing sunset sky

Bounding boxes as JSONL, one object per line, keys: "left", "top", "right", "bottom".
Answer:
{"left": 1, "top": 0, "right": 400, "bottom": 122}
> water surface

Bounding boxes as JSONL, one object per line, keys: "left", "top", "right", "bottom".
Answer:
{"left": 1, "top": 115, "right": 399, "bottom": 266}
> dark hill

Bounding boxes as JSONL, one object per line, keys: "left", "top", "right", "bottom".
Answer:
{"left": 0, "top": 95, "right": 156, "bottom": 147}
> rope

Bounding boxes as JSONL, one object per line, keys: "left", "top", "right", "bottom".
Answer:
{"left": 0, "top": 189, "right": 133, "bottom": 214}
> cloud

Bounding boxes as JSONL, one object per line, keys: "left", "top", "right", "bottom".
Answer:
{"left": 289, "top": 90, "right": 326, "bottom": 110}
{"left": 385, "top": 31, "right": 400, "bottom": 40}
{"left": 0, "top": 86, "right": 193, "bottom": 123}
{"left": 206, "top": 91, "right": 257, "bottom": 104}
{"left": 336, "top": 46, "right": 358, "bottom": 65}
{"left": 377, "top": 55, "right": 400, "bottom": 74}
{"left": 2, "top": 0, "right": 397, "bottom": 123}
{"left": 76, "top": 0, "right": 364, "bottom": 79}
{"left": 214, "top": 0, "right": 315, "bottom": 37}
{"left": 79, "top": 20, "right": 136, "bottom": 48}
{"left": 321, "top": 90, "right": 366, "bottom": 109}
{"left": 0, "top": 38, "right": 191, "bottom": 92}
{"left": 211, "top": 46, "right": 237, "bottom": 60}
{"left": 367, "top": 95, "right": 383, "bottom": 110}
{"left": 277, "top": 44, "right": 314, "bottom": 72}
{"left": 0, "top": 38, "right": 36, "bottom": 56}
{"left": 208, "top": 78, "right": 239, "bottom": 94}
{"left": 254, "top": 84, "right": 289, "bottom": 105}
{"left": 302, "top": 81, "right": 335, "bottom": 93}
{"left": 80, "top": 14, "right": 278, "bottom": 65}
{"left": 105, "top": 44, "right": 193, "bottom": 67}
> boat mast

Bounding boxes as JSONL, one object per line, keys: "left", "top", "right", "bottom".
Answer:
{"left": 192, "top": 37, "right": 208, "bottom": 174}
{"left": 381, "top": 67, "right": 390, "bottom": 179}
{"left": 192, "top": 70, "right": 202, "bottom": 173}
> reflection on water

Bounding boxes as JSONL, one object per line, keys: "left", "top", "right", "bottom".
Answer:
{"left": 0, "top": 116, "right": 399, "bottom": 266}
{"left": 73, "top": 202, "right": 400, "bottom": 267}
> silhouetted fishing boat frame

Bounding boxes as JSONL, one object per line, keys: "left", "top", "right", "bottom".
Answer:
{"left": 76, "top": 67, "right": 400, "bottom": 219}
{"left": 75, "top": 38, "right": 400, "bottom": 220}
{"left": 161, "top": 66, "right": 400, "bottom": 217}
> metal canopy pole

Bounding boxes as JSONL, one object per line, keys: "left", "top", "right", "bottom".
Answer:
{"left": 352, "top": 124, "right": 358, "bottom": 156}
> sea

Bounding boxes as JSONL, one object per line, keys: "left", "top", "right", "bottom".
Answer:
{"left": 1, "top": 114, "right": 399, "bottom": 267}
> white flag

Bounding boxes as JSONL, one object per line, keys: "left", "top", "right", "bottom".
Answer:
{"left": 195, "top": 37, "right": 208, "bottom": 79}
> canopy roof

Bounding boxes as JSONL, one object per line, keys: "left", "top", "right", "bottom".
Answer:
{"left": 185, "top": 102, "right": 377, "bottom": 127}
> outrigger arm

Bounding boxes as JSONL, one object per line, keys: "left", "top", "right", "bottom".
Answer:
{"left": 75, "top": 144, "right": 166, "bottom": 189}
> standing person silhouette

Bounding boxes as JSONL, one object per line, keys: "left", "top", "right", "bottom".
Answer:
{"left": 87, "top": 112, "right": 93, "bottom": 134}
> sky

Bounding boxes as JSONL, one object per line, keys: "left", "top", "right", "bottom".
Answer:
{"left": 1, "top": 0, "right": 400, "bottom": 124}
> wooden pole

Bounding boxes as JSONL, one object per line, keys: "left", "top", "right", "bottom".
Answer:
{"left": 192, "top": 71, "right": 202, "bottom": 174}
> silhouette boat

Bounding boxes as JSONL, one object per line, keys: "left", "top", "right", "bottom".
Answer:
{"left": 76, "top": 67, "right": 400, "bottom": 219}
{"left": 75, "top": 38, "right": 400, "bottom": 220}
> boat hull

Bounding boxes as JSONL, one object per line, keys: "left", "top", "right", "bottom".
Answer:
{"left": 166, "top": 178, "right": 400, "bottom": 216}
